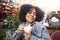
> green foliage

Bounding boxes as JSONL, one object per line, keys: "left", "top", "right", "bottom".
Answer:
{"left": 6, "top": 15, "right": 22, "bottom": 31}
{"left": 0, "top": 30, "right": 5, "bottom": 40}
{"left": 0, "top": 15, "right": 22, "bottom": 40}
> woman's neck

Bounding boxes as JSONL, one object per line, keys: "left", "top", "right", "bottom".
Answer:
{"left": 26, "top": 22, "right": 31, "bottom": 26}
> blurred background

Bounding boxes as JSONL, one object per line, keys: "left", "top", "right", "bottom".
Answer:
{"left": 0, "top": 0, "right": 60, "bottom": 40}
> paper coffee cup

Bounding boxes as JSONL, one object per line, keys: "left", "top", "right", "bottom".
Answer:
{"left": 24, "top": 25, "right": 32, "bottom": 34}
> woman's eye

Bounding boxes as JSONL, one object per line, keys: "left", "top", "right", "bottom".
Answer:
{"left": 33, "top": 13, "right": 36, "bottom": 16}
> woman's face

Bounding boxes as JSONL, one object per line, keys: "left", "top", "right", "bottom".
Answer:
{"left": 26, "top": 8, "right": 36, "bottom": 23}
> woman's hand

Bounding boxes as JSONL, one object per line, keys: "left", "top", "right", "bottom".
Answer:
{"left": 24, "top": 33, "right": 32, "bottom": 40}
{"left": 18, "top": 26, "right": 24, "bottom": 33}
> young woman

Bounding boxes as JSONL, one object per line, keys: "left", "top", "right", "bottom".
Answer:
{"left": 12, "top": 4, "right": 51, "bottom": 40}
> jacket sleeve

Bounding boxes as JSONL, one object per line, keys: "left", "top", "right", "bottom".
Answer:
{"left": 12, "top": 30, "right": 24, "bottom": 40}
{"left": 12, "top": 23, "right": 24, "bottom": 40}
{"left": 32, "top": 22, "right": 51, "bottom": 40}
{"left": 41, "top": 26, "right": 51, "bottom": 40}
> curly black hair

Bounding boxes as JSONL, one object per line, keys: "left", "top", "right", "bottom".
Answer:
{"left": 19, "top": 4, "right": 44, "bottom": 22}
{"left": 34, "top": 7, "right": 44, "bottom": 22}
{"left": 19, "top": 4, "right": 34, "bottom": 22}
